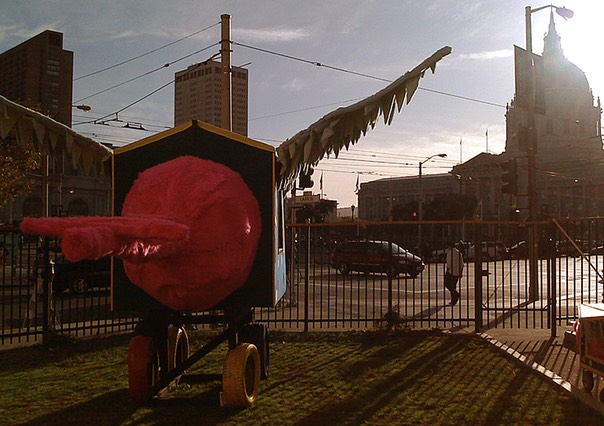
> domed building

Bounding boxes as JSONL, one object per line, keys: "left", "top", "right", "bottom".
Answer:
{"left": 358, "top": 11, "right": 603, "bottom": 222}
{"left": 504, "top": 10, "right": 603, "bottom": 218}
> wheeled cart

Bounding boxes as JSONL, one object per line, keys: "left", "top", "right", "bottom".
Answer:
{"left": 111, "top": 121, "right": 286, "bottom": 406}
{"left": 127, "top": 306, "right": 269, "bottom": 406}
{"left": 577, "top": 303, "right": 604, "bottom": 402}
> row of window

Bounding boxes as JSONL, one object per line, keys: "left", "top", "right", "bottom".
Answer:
{"left": 175, "top": 67, "right": 248, "bottom": 83}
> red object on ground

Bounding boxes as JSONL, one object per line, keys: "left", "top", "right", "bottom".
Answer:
{"left": 20, "top": 156, "right": 262, "bottom": 311}
{"left": 575, "top": 320, "right": 604, "bottom": 359}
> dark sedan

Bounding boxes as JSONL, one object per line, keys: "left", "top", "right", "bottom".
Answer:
{"left": 52, "top": 256, "right": 111, "bottom": 294}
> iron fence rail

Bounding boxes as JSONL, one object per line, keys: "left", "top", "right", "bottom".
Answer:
{"left": 2, "top": 219, "right": 604, "bottom": 347}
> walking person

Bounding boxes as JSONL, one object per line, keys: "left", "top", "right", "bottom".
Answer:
{"left": 445, "top": 241, "right": 464, "bottom": 306}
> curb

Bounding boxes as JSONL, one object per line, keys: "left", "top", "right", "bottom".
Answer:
{"left": 480, "top": 332, "right": 604, "bottom": 416}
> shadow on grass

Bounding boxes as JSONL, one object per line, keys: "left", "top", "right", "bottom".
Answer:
{"left": 293, "top": 335, "right": 467, "bottom": 425}
{"left": 1, "top": 333, "right": 132, "bottom": 375}
{"left": 19, "top": 385, "right": 241, "bottom": 426}
{"left": 290, "top": 334, "right": 603, "bottom": 425}
{"left": 5, "top": 331, "right": 604, "bottom": 425}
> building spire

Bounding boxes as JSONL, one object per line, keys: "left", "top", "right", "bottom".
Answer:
{"left": 543, "top": 9, "right": 563, "bottom": 57}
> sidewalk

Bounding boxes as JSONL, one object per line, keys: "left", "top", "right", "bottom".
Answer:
{"left": 483, "top": 326, "right": 604, "bottom": 415}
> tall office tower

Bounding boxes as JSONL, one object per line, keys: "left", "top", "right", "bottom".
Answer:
{"left": 174, "top": 60, "right": 248, "bottom": 136}
{"left": 0, "top": 30, "right": 74, "bottom": 126}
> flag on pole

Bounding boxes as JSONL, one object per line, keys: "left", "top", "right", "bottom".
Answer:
{"left": 355, "top": 174, "right": 360, "bottom": 193}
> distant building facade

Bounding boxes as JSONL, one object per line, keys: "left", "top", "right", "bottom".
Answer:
{"left": 358, "top": 12, "right": 604, "bottom": 221}
{"left": 0, "top": 30, "right": 73, "bottom": 126}
{"left": 0, "top": 31, "right": 110, "bottom": 223}
{"left": 174, "top": 60, "right": 248, "bottom": 136}
{"left": 504, "top": 12, "right": 604, "bottom": 219}
{"left": 358, "top": 174, "right": 459, "bottom": 221}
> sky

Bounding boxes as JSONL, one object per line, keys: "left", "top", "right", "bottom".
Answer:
{"left": 1, "top": 0, "right": 602, "bottom": 208}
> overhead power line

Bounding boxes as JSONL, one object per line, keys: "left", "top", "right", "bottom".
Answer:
{"left": 234, "top": 41, "right": 507, "bottom": 109}
{"left": 233, "top": 41, "right": 392, "bottom": 83}
{"left": 74, "top": 56, "right": 215, "bottom": 127}
{"left": 74, "top": 22, "right": 220, "bottom": 81}
{"left": 74, "top": 44, "right": 219, "bottom": 104}
{"left": 74, "top": 79, "right": 174, "bottom": 126}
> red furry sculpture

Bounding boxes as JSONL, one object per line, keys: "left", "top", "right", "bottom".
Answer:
{"left": 20, "top": 156, "right": 262, "bottom": 311}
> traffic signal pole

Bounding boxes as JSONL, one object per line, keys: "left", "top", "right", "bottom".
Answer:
{"left": 526, "top": 5, "right": 539, "bottom": 301}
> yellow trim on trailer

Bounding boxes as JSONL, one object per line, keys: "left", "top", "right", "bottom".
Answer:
{"left": 113, "top": 120, "right": 275, "bottom": 155}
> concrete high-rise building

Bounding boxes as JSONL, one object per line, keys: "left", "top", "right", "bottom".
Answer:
{"left": 0, "top": 30, "right": 74, "bottom": 126}
{"left": 0, "top": 30, "right": 110, "bottom": 222}
{"left": 174, "top": 60, "right": 248, "bottom": 136}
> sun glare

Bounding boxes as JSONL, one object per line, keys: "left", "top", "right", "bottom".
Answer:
{"left": 554, "top": 3, "right": 604, "bottom": 99}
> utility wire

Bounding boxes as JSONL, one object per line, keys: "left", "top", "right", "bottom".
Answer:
{"left": 74, "top": 22, "right": 220, "bottom": 81}
{"left": 250, "top": 98, "right": 363, "bottom": 121}
{"left": 74, "top": 44, "right": 219, "bottom": 104}
{"left": 75, "top": 57, "right": 213, "bottom": 126}
{"left": 233, "top": 41, "right": 391, "bottom": 83}
{"left": 74, "top": 80, "right": 174, "bottom": 126}
{"left": 234, "top": 41, "right": 507, "bottom": 109}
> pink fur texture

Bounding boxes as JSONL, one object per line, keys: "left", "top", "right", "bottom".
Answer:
{"left": 121, "top": 156, "right": 262, "bottom": 310}
{"left": 20, "top": 156, "right": 262, "bottom": 311}
{"left": 20, "top": 216, "right": 190, "bottom": 262}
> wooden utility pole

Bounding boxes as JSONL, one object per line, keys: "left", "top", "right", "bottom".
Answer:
{"left": 220, "top": 14, "right": 232, "bottom": 132}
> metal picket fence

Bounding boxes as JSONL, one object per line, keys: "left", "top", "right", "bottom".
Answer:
{"left": 2, "top": 219, "right": 604, "bottom": 347}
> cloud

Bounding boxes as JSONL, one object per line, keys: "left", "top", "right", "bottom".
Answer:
{"left": 235, "top": 26, "right": 310, "bottom": 43}
{"left": 0, "top": 22, "right": 63, "bottom": 45}
{"left": 281, "top": 77, "right": 306, "bottom": 92}
{"left": 458, "top": 49, "right": 513, "bottom": 60}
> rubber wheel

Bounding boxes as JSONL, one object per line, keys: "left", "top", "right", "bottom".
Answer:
{"left": 71, "top": 277, "right": 88, "bottom": 294}
{"left": 582, "top": 369, "right": 594, "bottom": 392}
{"left": 222, "top": 343, "right": 261, "bottom": 407}
{"left": 338, "top": 263, "right": 350, "bottom": 276}
{"left": 240, "top": 324, "right": 269, "bottom": 379}
{"left": 167, "top": 325, "right": 189, "bottom": 372}
{"left": 128, "top": 335, "right": 160, "bottom": 403}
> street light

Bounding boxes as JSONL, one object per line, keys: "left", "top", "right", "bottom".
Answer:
{"left": 418, "top": 153, "right": 447, "bottom": 249}
{"left": 524, "top": 4, "right": 573, "bottom": 220}
{"left": 524, "top": 4, "right": 573, "bottom": 301}
{"left": 72, "top": 104, "right": 91, "bottom": 112}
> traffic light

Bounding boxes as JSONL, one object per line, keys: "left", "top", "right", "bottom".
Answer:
{"left": 501, "top": 158, "right": 518, "bottom": 195}
{"left": 298, "top": 167, "right": 314, "bottom": 189}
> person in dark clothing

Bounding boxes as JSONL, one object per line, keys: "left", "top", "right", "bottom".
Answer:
{"left": 445, "top": 241, "right": 464, "bottom": 306}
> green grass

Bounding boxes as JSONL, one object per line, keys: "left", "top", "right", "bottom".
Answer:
{"left": 1, "top": 330, "right": 602, "bottom": 425}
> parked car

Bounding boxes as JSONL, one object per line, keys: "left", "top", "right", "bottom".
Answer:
{"left": 507, "top": 241, "right": 528, "bottom": 259}
{"left": 430, "top": 248, "right": 447, "bottom": 263}
{"left": 466, "top": 241, "right": 507, "bottom": 261}
{"left": 430, "top": 241, "right": 471, "bottom": 263}
{"left": 331, "top": 240, "right": 424, "bottom": 278}
{"left": 52, "top": 256, "right": 111, "bottom": 294}
{"left": 590, "top": 246, "right": 604, "bottom": 255}
{"left": 507, "top": 239, "right": 559, "bottom": 259}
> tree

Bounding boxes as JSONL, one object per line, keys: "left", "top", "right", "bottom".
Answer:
{"left": 424, "top": 194, "right": 477, "bottom": 220}
{"left": 295, "top": 200, "right": 335, "bottom": 223}
{"left": 0, "top": 137, "right": 42, "bottom": 207}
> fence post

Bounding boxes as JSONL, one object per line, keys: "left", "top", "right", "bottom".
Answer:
{"left": 304, "top": 219, "right": 310, "bottom": 332}
{"left": 387, "top": 240, "right": 393, "bottom": 320}
{"left": 42, "top": 238, "right": 51, "bottom": 344}
{"left": 548, "top": 223, "right": 557, "bottom": 338}
{"left": 474, "top": 223, "right": 483, "bottom": 333}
